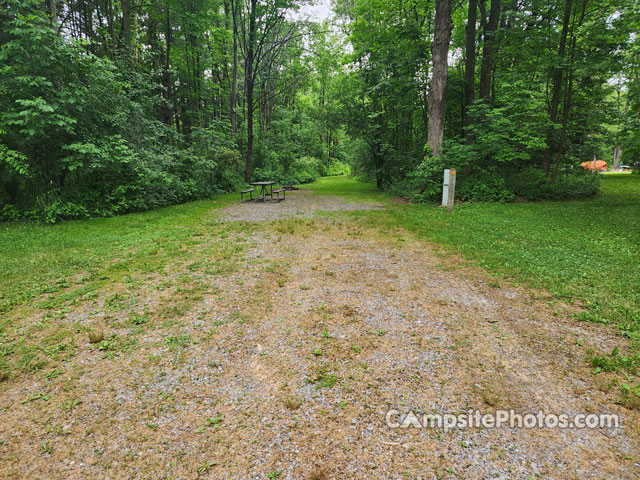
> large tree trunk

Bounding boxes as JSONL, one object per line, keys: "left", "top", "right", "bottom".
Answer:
{"left": 49, "top": 0, "right": 57, "bottom": 24}
{"left": 542, "top": 0, "right": 573, "bottom": 174}
{"left": 106, "top": 0, "right": 116, "bottom": 50}
{"left": 427, "top": 0, "right": 453, "bottom": 158}
{"left": 230, "top": 0, "right": 239, "bottom": 135}
{"left": 121, "top": 0, "right": 132, "bottom": 53}
{"left": 551, "top": 0, "right": 586, "bottom": 182}
{"left": 478, "top": 0, "right": 500, "bottom": 101}
{"left": 611, "top": 87, "right": 629, "bottom": 171}
{"left": 161, "top": 5, "right": 172, "bottom": 126}
{"left": 119, "top": 0, "right": 133, "bottom": 68}
{"left": 245, "top": 0, "right": 257, "bottom": 182}
{"left": 613, "top": 147, "right": 622, "bottom": 170}
{"left": 463, "top": 0, "right": 477, "bottom": 143}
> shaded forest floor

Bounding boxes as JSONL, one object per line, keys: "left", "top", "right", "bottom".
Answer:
{"left": 0, "top": 177, "right": 639, "bottom": 479}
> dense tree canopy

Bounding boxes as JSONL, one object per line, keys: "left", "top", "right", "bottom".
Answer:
{"left": 335, "top": 0, "right": 640, "bottom": 199}
{"left": 0, "top": 0, "right": 639, "bottom": 221}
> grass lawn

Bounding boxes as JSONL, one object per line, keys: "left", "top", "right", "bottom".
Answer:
{"left": 1, "top": 175, "right": 639, "bottom": 478}
{"left": 390, "top": 175, "right": 640, "bottom": 340}
{"left": 3, "top": 174, "right": 638, "bottom": 339}
{"left": 1, "top": 174, "right": 638, "bottom": 383}
{"left": 0, "top": 193, "right": 239, "bottom": 315}
{"left": 308, "top": 175, "right": 640, "bottom": 345}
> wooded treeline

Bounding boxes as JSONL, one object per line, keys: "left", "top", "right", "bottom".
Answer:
{"left": 335, "top": 0, "right": 640, "bottom": 200}
{"left": 0, "top": 0, "right": 344, "bottom": 221}
{"left": 1, "top": 0, "right": 639, "bottom": 221}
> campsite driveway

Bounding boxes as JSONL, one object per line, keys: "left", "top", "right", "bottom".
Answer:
{"left": 0, "top": 188, "right": 638, "bottom": 479}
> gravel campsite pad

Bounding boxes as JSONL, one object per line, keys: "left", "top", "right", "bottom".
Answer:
{"left": 219, "top": 189, "right": 385, "bottom": 222}
{"left": 1, "top": 189, "right": 639, "bottom": 479}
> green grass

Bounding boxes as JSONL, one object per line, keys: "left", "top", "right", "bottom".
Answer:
{"left": 6, "top": 174, "right": 634, "bottom": 339}
{"left": 0, "top": 192, "right": 243, "bottom": 378}
{"left": 0, "top": 193, "right": 238, "bottom": 315}
{"left": 381, "top": 175, "right": 640, "bottom": 343}
{"left": 304, "top": 175, "right": 389, "bottom": 203}
{"left": 307, "top": 175, "right": 640, "bottom": 344}
{"left": 1, "top": 174, "right": 638, "bottom": 393}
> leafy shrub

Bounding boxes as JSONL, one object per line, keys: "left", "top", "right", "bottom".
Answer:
{"left": 0, "top": 203, "right": 20, "bottom": 222}
{"left": 0, "top": 13, "right": 243, "bottom": 223}
{"left": 253, "top": 156, "right": 324, "bottom": 185}
{"left": 456, "top": 169, "right": 515, "bottom": 203}
{"left": 405, "top": 93, "right": 600, "bottom": 204}
{"left": 326, "top": 160, "right": 351, "bottom": 176}
{"left": 509, "top": 167, "right": 600, "bottom": 200}
{"left": 285, "top": 156, "right": 325, "bottom": 184}
{"left": 462, "top": 96, "right": 549, "bottom": 168}
{"left": 392, "top": 85, "right": 599, "bottom": 204}
{"left": 410, "top": 158, "right": 600, "bottom": 204}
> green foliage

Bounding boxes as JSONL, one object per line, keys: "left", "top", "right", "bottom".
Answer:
{"left": 509, "top": 168, "right": 600, "bottom": 201}
{"left": 457, "top": 170, "right": 516, "bottom": 203}
{"left": 408, "top": 97, "right": 601, "bottom": 203}
{"left": 589, "top": 347, "right": 640, "bottom": 375}
{"left": 333, "top": 0, "right": 638, "bottom": 200}
{"left": 2, "top": 0, "right": 638, "bottom": 221}
{"left": 326, "top": 160, "right": 351, "bottom": 176}
{"left": 411, "top": 160, "right": 600, "bottom": 203}
{"left": 0, "top": 11, "right": 242, "bottom": 223}
{"left": 253, "top": 156, "right": 325, "bottom": 185}
{"left": 464, "top": 97, "right": 549, "bottom": 166}
{"left": 0, "top": 142, "right": 29, "bottom": 177}
{"left": 405, "top": 85, "right": 599, "bottom": 202}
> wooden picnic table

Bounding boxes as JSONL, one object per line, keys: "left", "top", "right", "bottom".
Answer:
{"left": 250, "top": 181, "right": 275, "bottom": 202}
{"left": 240, "top": 181, "right": 286, "bottom": 203}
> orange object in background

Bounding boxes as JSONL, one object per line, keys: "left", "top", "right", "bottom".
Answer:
{"left": 581, "top": 160, "right": 607, "bottom": 172}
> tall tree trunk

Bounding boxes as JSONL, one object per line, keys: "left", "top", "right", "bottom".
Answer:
{"left": 427, "top": 0, "right": 453, "bottom": 158}
{"left": 245, "top": 0, "right": 257, "bottom": 182}
{"left": 230, "top": 0, "right": 239, "bottom": 135}
{"left": 542, "top": 0, "right": 572, "bottom": 174}
{"left": 478, "top": 0, "right": 500, "bottom": 100}
{"left": 372, "top": 146, "right": 383, "bottom": 189}
{"left": 49, "top": 0, "right": 57, "bottom": 24}
{"left": 613, "top": 88, "right": 622, "bottom": 171}
{"left": 133, "top": 12, "right": 140, "bottom": 67}
{"left": 612, "top": 92, "right": 629, "bottom": 170}
{"left": 121, "top": 0, "right": 132, "bottom": 60}
{"left": 551, "top": 70, "right": 573, "bottom": 182}
{"left": 107, "top": 0, "right": 115, "bottom": 51}
{"left": 551, "top": 0, "right": 586, "bottom": 182}
{"left": 161, "top": 4, "right": 172, "bottom": 126}
{"left": 613, "top": 147, "right": 622, "bottom": 170}
{"left": 463, "top": 0, "right": 477, "bottom": 143}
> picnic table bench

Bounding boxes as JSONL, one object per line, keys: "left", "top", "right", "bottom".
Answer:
{"left": 239, "top": 181, "right": 286, "bottom": 203}
{"left": 272, "top": 188, "right": 285, "bottom": 202}
{"left": 241, "top": 188, "right": 255, "bottom": 202}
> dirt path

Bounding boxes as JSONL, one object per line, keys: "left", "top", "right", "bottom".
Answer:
{"left": 0, "top": 190, "right": 638, "bottom": 479}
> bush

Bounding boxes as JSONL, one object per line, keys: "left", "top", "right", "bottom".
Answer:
{"left": 392, "top": 86, "right": 600, "bottom": 204}
{"left": 0, "top": 14, "right": 243, "bottom": 223}
{"left": 286, "top": 156, "right": 325, "bottom": 184}
{"left": 509, "top": 167, "right": 600, "bottom": 200}
{"left": 253, "top": 156, "right": 324, "bottom": 185}
{"left": 0, "top": 203, "right": 20, "bottom": 222}
{"left": 456, "top": 169, "right": 515, "bottom": 202}
{"left": 326, "top": 160, "right": 351, "bottom": 176}
{"left": 409, "top": 158, "right": 600, "bottom": 204}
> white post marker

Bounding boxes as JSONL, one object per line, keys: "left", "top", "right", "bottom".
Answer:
{"left": 442, "top": 168, "right": 456, "bottom": 212}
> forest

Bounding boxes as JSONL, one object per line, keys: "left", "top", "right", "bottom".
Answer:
{"left": 1, "top": 0, "right": 639, "bottom": 222}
